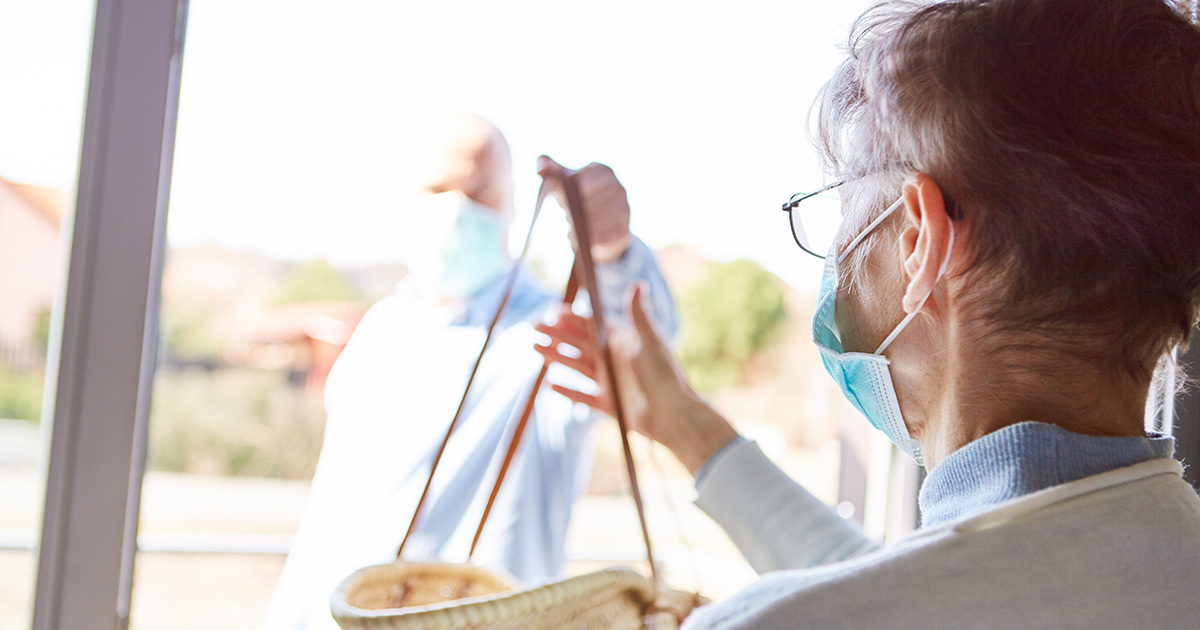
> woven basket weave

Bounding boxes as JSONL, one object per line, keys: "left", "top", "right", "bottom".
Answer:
{"left": 330, "top": 562, "right": 701, "bottom": 630}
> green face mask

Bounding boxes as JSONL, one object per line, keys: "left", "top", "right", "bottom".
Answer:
{"left": 405, "top": 193, "right": 509, "bottom": 299}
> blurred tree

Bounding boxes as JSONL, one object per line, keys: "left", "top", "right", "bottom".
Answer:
{"left": 679, "top": 259, "right": 786, "bottom": 394}
{"left": 275, "top": 258, "right": 364, "bottom": 304}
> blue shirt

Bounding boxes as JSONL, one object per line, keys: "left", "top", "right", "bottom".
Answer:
{"left": 919, "top": 421, "right": 1176, "bottom": 527}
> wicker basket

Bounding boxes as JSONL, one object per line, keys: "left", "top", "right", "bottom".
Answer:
{"left": 330, "top": 562, "right": 702, "bottom": 630}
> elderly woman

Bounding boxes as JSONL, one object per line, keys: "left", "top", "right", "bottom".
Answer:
{"left": 536, "top": 0, "right": 1200, "bottom": 627}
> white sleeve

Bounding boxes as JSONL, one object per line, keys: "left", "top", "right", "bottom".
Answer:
{"left": 694, "top": 440, "right": 880, "bottom": 574}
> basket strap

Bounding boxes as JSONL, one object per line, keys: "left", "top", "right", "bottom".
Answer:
{"left": 560, "top": 172, "right": 658, "bottom": 586}
{"left": 468, "top": 261, "right": 580, "bottom": 560}
{"left": 397, "top": 177, "right": 556, "bottom": 560}
{"left": 399, "top": 168, "right": 660, "bottom": 592}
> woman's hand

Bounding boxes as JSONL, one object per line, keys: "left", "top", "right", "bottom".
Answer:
{"left": 534, "top": 282, "right": 739, "bottom": 475}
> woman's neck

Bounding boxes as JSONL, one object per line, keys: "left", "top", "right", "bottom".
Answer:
{"left": 897, "top": 325, "right": 1149, "bottom": 470}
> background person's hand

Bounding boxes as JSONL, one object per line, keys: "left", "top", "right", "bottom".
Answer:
{"left": 534, "top": 282, "right": 739, "bottom": 475}
{"left": 537, "top": 155, "right": 634, "bottom": 263}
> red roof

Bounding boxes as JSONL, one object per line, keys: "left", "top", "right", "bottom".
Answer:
{"left": 233, "top": 302, "right": 367, "bottom": 345}
{"left": 3, "top": 179, "right": 64, "bottom": 227}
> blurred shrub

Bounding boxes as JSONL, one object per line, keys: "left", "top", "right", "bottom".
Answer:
{"left": 275, "top": 259, "right": 364, "bottom": 305}
{"left": 149, "top": 368, "right": 325, "bottom": 479}
{"left": 679, "top": 259, "right": 786, "bottom": 394}
{"left": 0, "top": 368, "right": 43, "bottom": 422}
{"left": 161, "top": 301, "right": 221, "bottom": 362}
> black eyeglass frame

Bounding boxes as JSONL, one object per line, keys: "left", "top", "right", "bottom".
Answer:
{"left": 781, "top": 179, "right": 848, "bottom": 260}
{"left": 781, "top": 163, "right": 946, "bottom": 260}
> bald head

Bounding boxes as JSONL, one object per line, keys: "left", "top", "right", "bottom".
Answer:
{"left": 410, "top": 113, "right": 514, "bottom": 215}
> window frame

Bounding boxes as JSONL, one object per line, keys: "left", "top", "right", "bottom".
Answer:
{"left": 32, "top": 1, "right": 187, "bottom": 628}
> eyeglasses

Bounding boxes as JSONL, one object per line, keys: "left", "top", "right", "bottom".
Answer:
{"left": 781, "top": 180, "right": 847, "bottom": 259}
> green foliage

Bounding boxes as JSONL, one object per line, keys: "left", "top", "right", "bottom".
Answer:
{"left": 33, "top": 307, "right": 52, "bottom": 350}
{"left": 0, "top": 368, "right": 43, "bottom": 422}
{"left": 149, "top": 368, "right": 326, "bottom": 479}
{"left": 678, "top": 259, "right": 786, "bottom": 394}
{"left": 161, "top": 301, "right": 221, "bottom": 361}
{"left": 275, "top": 259, "right": 364, "bottom": 305}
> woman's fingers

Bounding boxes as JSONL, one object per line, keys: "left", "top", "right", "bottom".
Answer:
{"left": 535, "top": 304, "right": 646, "bottom": 425}
{"left": 533, "top": 341, "right": 600, "bottom": 382}
{"left": 535, "top": 310, "right": 595, "bottom": 347}
{"left": 533, "top": 322, "right": 591, "bottom": 355}
{"left": 549, "top": 384, "right": 613, "bottom": 417}
{"left": 627, "top": 282, "right": 681, "bottom": 380}
{"left": 628, "top": 281, "right": 658, "bottom": 341}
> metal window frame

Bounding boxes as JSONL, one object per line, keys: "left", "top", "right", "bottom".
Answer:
{"left": 1175, "top": 331, "right": 1200, "bottom": 493}
{"left": 32, "top": 1, "right": 188, "bottom": 628}
{"left": 1189, "top": 0, "right": 1200, "bottom": 484}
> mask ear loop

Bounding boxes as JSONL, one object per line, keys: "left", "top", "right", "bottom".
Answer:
{"left": 875, "top": 220, "right": 956, "bottom": 355}
{"left": 837, "top": 198, "right": 905, "bottom": 265}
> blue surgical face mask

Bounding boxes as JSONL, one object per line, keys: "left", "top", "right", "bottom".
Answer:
{"left": 812, "top": 197, "right": 955, "bottom": 465}
{"left": 404, "top": 193, "right": 510, "bottom": 299}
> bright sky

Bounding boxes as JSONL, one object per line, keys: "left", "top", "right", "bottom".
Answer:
{"left": 0, "top": 0, "right": 872, "bottom": 293}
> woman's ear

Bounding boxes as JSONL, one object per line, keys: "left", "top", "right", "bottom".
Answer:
{"left": 899, "top": 173, "right": 953, "bottom": 313}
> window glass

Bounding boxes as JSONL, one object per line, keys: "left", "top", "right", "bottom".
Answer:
{"left": 0, "top": 0, "right": 94, "bottom": 626}
{"left": 138, "top": 2, "right": 874, "bottom": 626}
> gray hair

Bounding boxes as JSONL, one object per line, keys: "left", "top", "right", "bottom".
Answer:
{"left": 814, "top": 0, "right": 1200, "bottom": 379}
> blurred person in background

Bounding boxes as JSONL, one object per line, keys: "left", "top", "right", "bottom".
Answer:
{"left": 265, "top": 113, "right": 677, "bottom": 630}
{"left": 537, "top": 0, "right": 1200, "bottom": 627}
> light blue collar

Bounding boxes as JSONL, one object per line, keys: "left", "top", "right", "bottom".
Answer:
{"left": 919, "top": 421, "right": 1176, "bottom": 528}
{"left": 454, "top": 265, "right": 554, "bottom": 329}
